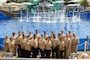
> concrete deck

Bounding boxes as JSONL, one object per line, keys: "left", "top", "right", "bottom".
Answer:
{"left": 0, "top": 51, "right": 90, "bottom": 59}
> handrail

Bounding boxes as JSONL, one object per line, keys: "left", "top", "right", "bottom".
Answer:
{"left": 78, "top": 43, "right": 85, "bottom": 47}
{"left": 0, "top": 44, "right": 4, "bottom": 47}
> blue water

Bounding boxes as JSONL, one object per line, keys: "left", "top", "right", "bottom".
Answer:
{"left": 0, "top": 18, "right": 90, "bottom": 38}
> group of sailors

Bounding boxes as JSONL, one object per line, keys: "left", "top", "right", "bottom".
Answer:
{"left": 4, "top": 30, "right": 79, "bottom": 58}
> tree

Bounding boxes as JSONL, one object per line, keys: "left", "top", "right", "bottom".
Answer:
{"left": 64, "top": 0, "right": 71, "bottom": 3}
{"left": 23, "top": 0, "right": 30, "bottom": 2}
{"left": 64, "top": 0, "right": 71, "bottom": 5}
{"left": 80, "top": 0, "right": 89, "bottom": 8}
{"left": 6, "top": 0, "right": 11, "bottom": 3}
{"left": 11, "top": 0, "right": 16, "bottom": 2}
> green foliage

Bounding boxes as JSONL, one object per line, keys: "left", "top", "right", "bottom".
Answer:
{"left": 0, "top": 6, "right": 1, "bottom": 10}
{"left": 6, "top": 0, "right": 11, "bottom": 3}
{"left": 64, "top": 0, "right": 71, "bottom": 3}
{"left": 23, "top": 0, "right": 30, "bottom": 2}
{"left": 80, "top": 0, "right": 89, "bottom": 7}
{"left": 11, "top": 0, "right": 16, "bottom": 2}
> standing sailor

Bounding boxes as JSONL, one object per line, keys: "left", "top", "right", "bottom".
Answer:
{"left": 71, "top": 33, "right": 79, "bottom": 53}
{"left": 20, "top": 35, "right": 27, "bottom": 57}
{"left": 35, "top": 30, "right": 41, "bottom": 55}
{"left": 39, "top": 35, "right": 45, "bottom": 58}
{"left": 9, "top": 37, "right": 16, "bottom": 56}
{"left": 45, "top": 36, "right": 52, "bottom": 58}
{"left": 25, "top": 36, "right": 32, "bottom": 58}
{"left": 11, "top": 32, "right": 17, "bottom": 55}
{"left": 52, "top": 34, "right": 59, "bottom": 58}
{"left": 64, "top": 34, "right": 71, "bottom": 59}
{"left": 16, "top": 31, "right": 22, "bottom": 57}
{"left": 16, "top": 31, "right": 21, "bottom": 47}
{"left": 58, "top": 36, "right": 65, "bottom": 58}
{"left": 32, "top": 34, "right": 38, "bottom": 58}
{"left": 4, "top": 35, "right": 10, "bottom": 52}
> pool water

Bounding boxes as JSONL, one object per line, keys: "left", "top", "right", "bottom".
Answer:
{"left": 0, "top": 18, "right": 90, "bottom": 38}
